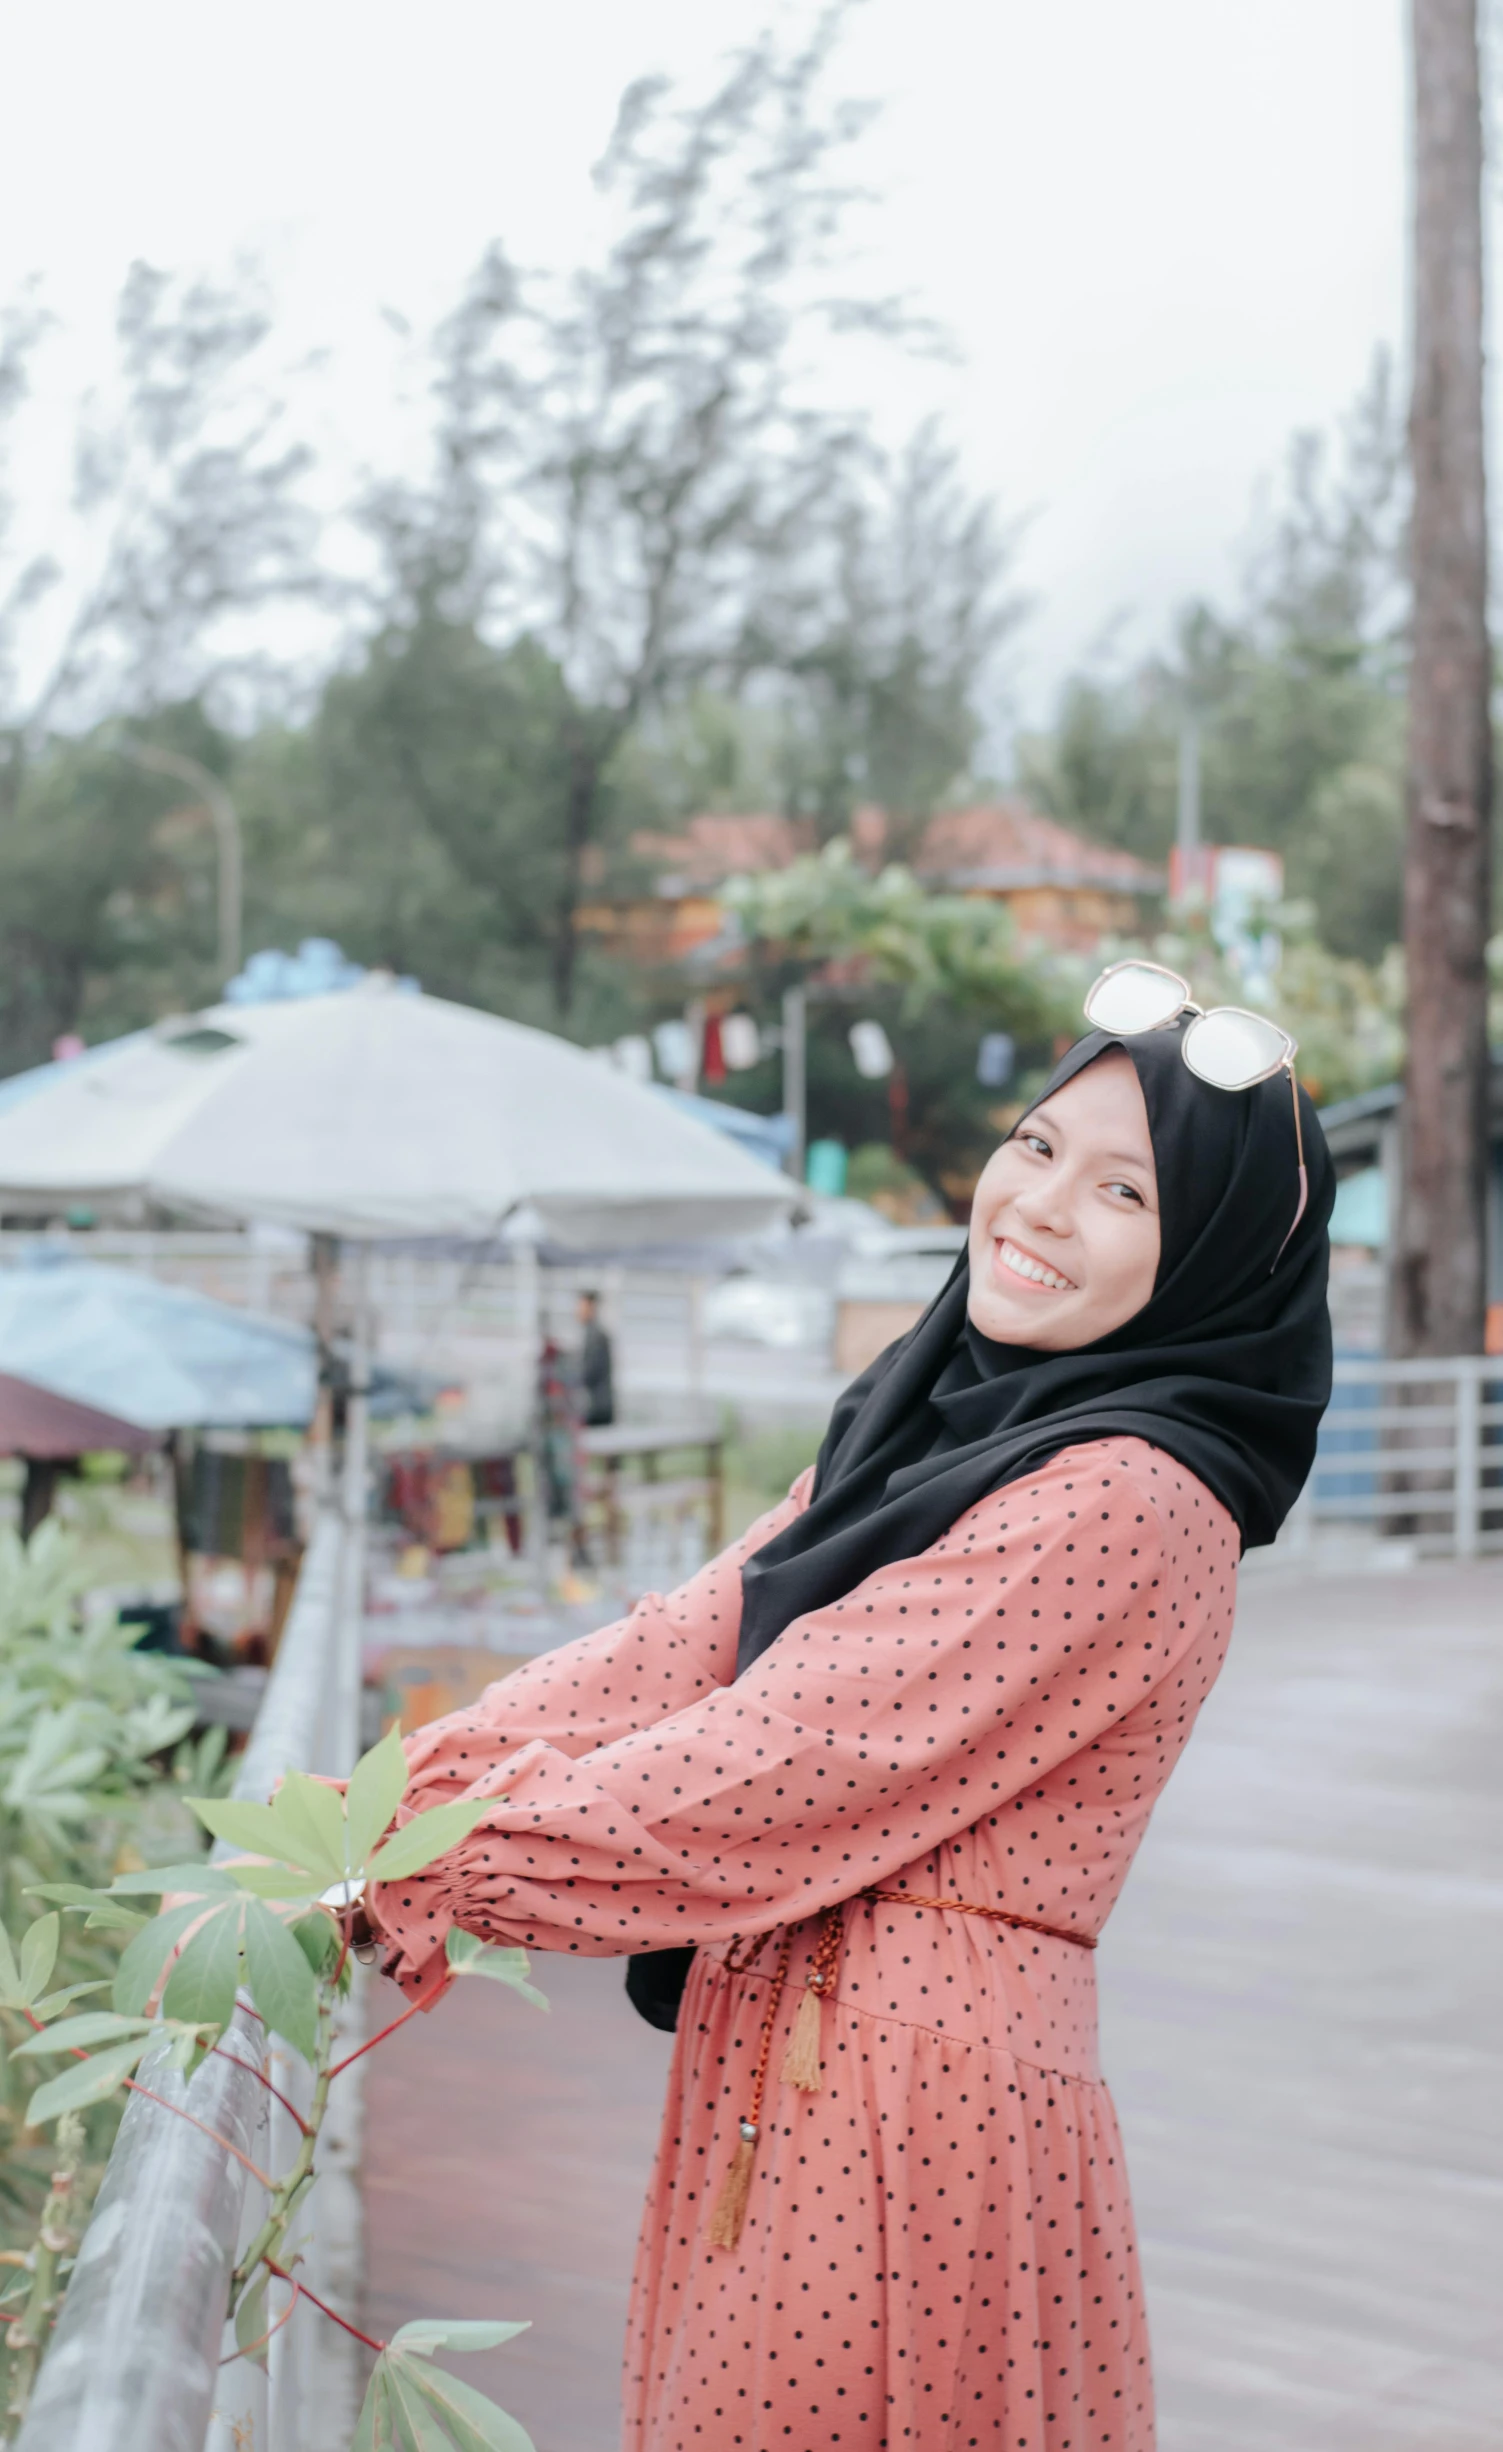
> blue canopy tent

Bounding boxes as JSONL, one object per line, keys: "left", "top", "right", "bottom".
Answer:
{"left": 0, "top": 1254, "right": 424, "bottom": 1429}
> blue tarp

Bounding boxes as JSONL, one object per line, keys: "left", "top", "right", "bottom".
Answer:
{"left": 0, "top": 1254, "right": 432, "bottom": 1431}
{"left": 0, "top": 1255, "right": 317, "bottom": 1429}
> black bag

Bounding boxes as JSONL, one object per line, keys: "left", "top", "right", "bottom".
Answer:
{"left": 624, "top": 1947, "right": 695, "bottom": 2032}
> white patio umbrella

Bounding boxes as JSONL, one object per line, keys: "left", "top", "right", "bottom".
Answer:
{"left": 0, "top": 980, "right": 793, "bottom": 1246}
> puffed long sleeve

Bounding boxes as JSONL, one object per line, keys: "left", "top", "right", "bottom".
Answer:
{"left": 396, "top": 1476, "right": 813, "bottom": 1805}
{"left": 370, "top": 1441, "right": 1210, "bottom": 1997}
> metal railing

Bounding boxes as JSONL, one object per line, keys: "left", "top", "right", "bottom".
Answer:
{"left": 1281, "top": 1355, "right": 1503, "bottom": 1558}
{"left": 17, "top": 1492, "right": 367, "bottom": 2452}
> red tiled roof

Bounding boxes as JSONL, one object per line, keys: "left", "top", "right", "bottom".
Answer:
{"left": 629, "top": 812, "right": 815, "bottom": 888}
{"left": 628, "top": 802, "right": 1162, "bottom": 895}
{"left": 914, "top": 801, "right": 1162, "bottom": 892}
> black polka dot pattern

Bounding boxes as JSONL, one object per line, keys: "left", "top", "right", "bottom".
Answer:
{"left": 370, "top": 1439, "right": 1237, "bottom": 2450}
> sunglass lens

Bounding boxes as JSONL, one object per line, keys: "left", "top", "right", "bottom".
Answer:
{"left": 1182, "top": 1008, "right": 1289, "bottom": 1089}
{"left": 1083, "top": 963, "right": 1187, "bottom": 1035}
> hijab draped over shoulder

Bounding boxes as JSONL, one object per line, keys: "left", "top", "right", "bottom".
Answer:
{"left": 737, "top": 1021, "right": 1334, "bottom": 1675}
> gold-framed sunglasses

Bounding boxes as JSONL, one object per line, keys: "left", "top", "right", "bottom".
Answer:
{"left": 1083, "top": 959, "right": 1307, "bottom": 1266}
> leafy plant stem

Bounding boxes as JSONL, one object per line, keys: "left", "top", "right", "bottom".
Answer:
{"left": 230, "top": 1983, "right": 335, "bottom": 2309}
{"left": 1, "top": 2113, "right": 84, "bottom": 2443}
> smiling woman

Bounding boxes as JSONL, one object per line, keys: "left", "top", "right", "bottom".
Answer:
{"left": 968, "top": 1048, "right": 1161, "bottom": 1347}
{"left": 357, "top": 1000, "right": 1336, "bottom": 2452}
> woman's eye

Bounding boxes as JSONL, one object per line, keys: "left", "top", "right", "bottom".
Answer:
{"left": 1019, "top": 1132, "right": 1052, "bottom": 1159}
{"left": 1105, "top": 1180, "right": 1144, "bottom": 1206}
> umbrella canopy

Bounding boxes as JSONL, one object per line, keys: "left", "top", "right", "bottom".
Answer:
{"left": 0, "top": 982, "right": 794, "bottom": 1245}
{"left": 0, "top": 1258, "right": 318, "bottom": 1431}
{"left": 0, "top": 1370, "right": 158, "bottom": 1457}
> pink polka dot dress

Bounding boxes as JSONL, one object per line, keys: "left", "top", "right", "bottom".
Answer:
{"left": 370, "top": 1438, "right": 1237, "bottom": 2450}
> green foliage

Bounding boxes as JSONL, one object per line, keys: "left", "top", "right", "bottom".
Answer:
{"left": 0, "top": 1525, "right": 207, "bottom": 2254}
{"left": 724, "top": 840, "right": 1067, "bottom": 1032}
{"left": 2, "top": 1717, "right": 546, "bottom": 2449}
{"left": 1020, "top": 355, "right": 1417, "bottom": 969}
{"left": 356, "top": 2331, "right": 536, "bottom": 2452}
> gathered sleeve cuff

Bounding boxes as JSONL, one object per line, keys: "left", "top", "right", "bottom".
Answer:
{"left": 396, "top": 1472, "right": 813, "bottom": 1809}
{"left": 367, "top": 1441, "right": 1200, "bottom": 1999}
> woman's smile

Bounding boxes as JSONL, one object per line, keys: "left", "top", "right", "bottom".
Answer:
{"left": 993, "top": 1235, "right": 1078, "bottom": 1294}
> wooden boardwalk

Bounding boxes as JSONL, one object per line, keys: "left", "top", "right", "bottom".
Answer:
{"left": 361, "top": 1558, "right": 1503, "bottom": 2451}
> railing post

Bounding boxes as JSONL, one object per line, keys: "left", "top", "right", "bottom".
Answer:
{"left": 1454, "top": 1362, "right": 1481, "bottom": 1559}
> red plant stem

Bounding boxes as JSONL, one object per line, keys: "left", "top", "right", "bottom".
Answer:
{"left": 122, "top": 2082, "right": 275, "bottom": 2190}
{"left": 327, "top": 1994, "right": 423, "bottom": 2082}
{"left": 212, "top": 2045, "right": 310, "bottom": 2136}
{"left": 264, "top": 2259, "right": 387, "bottom": 2356}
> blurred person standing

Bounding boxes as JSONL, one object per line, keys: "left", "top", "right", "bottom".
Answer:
{"left": 577, "top": 1288, "right": 615, "bottom": 1427}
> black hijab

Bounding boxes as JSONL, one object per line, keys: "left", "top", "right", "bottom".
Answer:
{"left": 736, "top": 1019, "right": 1334, "bottom": 1674}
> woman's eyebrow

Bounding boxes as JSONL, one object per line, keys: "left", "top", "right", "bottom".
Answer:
{"left": 1101, "top": 1149, "right": 1154, "bottom": 1171}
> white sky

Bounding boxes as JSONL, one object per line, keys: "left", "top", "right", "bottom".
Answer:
{"left": 0, "top": 0, "right": 1489, "bottom": 731}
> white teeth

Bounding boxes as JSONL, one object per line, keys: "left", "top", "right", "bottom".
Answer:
{"left": 1000, "top": 1239, "right": 1074, "bottom": 1293}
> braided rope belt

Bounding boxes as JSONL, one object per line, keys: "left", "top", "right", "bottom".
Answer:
{"left": 707, "top": 1888, "right": 1094, "bottom": 2249}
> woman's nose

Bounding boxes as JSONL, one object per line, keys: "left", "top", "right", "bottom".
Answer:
{"left": 1012, "top": 1181, "right": 1073, "bottom": 1238}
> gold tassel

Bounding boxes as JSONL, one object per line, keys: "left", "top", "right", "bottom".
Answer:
{"left": 708, "top": 2118, "right": 758, "bottom": 2249}
{"left": 780, "top": 1980, "right": 825, "bottom": 2092}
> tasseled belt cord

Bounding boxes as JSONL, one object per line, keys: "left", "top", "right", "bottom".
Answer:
{"left": 708, "top": 1889, "right": 1097, "bottom": 2249}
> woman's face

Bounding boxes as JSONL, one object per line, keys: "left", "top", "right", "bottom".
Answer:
{"left": 967, "top": 1051, "right": 1162, "bottom": 1351}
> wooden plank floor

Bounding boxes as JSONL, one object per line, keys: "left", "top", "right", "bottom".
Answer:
{"left": 361, "top": 1558, "right": 1503, "bottom": 2452}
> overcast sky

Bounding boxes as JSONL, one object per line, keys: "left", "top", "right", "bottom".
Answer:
{"left": 2, "top": 0, "right": 1493, "bottom": 732}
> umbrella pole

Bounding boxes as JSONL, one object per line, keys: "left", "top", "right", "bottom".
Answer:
{"left": 516, "top": 1239, "right": 548, "bottom": 1605}
{"left": 334, "top": 1249, "right": 370, "bottom": 1768}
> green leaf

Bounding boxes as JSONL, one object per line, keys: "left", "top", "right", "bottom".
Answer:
{"left": 188, "top": 1796, "right": 312, "bottom": 1865}
{"left": 345, "top": 1728, "right": 408, "bottom": 1871}
{"left": 26, "top": 2036, "right": 153, "bottom": 2125}
{"left": 352, "top": 2365, "right": 403, "bottom": 2452}
{"left": 24, "top": 1882, "right": 113, "bottom": 1910}
{"left": 235, "top": 2273, "right": 271, "bottom": 2371}
{"left": 274, "top": 1771, "right": 350, "bottom": 1881}
{"left": 85, "top": 1903, "right": 149, "bottom": 1934}
{"left": 107, "top": 1863, "right": 238, "bottom": 1899}
{"left": 292, "top": 1913, "right": 340, "bottom": 1977}
{"left": 365, "top": 1799, "right": 491, "bottom": 1887}
{"left": 114, "top": 1900, "right": 217, "bottom": 2018}
{"left": 0, "top": 1922, "right": 21, "bottom": 2004}
{"left": 226, "top": 1862, "right": 329, "bottom": 1902}
{"left": 395, "top": 2352, "right": 537, "bottom": 2452}
{"left": 12, "top": 2010, "right": 155, "bottom": 2057}
{"left": 386, "top": 2361, "right": 452, "bottom": 2451}
{"left": 162, "top": 1901, "right": 244, "bottom": 2032}
{"left": 242, "top": 1900, "right": 318, "bottom": 2061}
{"left": 389, "top": 2321, "right": 530, "bottom": 2357}
{"left": 444, "top": 1935, "right": 548, "bottom": 2013}
{"left": 166, "top": 2024, "right": 211, "bottom": 2078}
{"left": 19, "top": 1914, "right": 59, "bottom": 2002}
{"left": 30, "top": 1980, "right": 111, "bottom": 2019}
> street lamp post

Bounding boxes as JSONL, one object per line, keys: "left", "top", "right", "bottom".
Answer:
{"left": 119, "top": 739, "right": 243, "bottom": 987}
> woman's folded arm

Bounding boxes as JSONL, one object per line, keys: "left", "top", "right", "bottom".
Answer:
{"left": 369, "top": 1443, "right": 1183, "bottom": 1996}
{"left": 396, "top": 1474, "right": 813, "bottom": 1804}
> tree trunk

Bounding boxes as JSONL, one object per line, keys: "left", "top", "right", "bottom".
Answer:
{"left": 551, "top": 731, "right": 601, "bottom": 1018}
{"left": 1391, "top": 0, "right": 1493, "bottom": 1357}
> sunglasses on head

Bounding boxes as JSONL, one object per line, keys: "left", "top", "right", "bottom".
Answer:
{"left": 1082, "top": 959, "right": 1307, "bottom": 1269}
